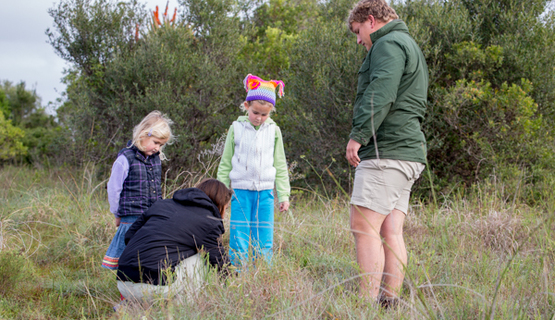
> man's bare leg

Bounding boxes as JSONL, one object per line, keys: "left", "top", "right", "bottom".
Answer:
{"left": 380, "top": 209, "right": 407, "bottom": 298}
{"left": 350, "top": 205, "right": 387, "bottom": 300}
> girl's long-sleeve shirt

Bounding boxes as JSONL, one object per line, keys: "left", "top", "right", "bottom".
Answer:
{"left": 217, "top": 116, "right": 290, "bottom": 203}
{"left": 107, "top": 155, "right": 129, "bottom": 216}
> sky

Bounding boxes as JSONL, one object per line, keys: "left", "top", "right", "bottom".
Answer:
{"left": 0, "top": 0, "right": 178, "bottom": 115}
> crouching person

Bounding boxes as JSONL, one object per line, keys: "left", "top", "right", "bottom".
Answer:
{"left": 116, "top": 178, "right": 232, "bottom": 304}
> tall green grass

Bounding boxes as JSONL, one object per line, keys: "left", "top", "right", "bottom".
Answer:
{"left": 0, "top": 165, "right": 553, "bottom": 319}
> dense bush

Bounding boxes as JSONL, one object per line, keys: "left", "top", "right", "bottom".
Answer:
{"left": 397, "top": 0, "right": 555, "bottom": 200}
{"left": 45, "top": 0, "right": 555, "bottom": 200}
{"left": 48, "top": 0, "right": 246, "bottom": 176}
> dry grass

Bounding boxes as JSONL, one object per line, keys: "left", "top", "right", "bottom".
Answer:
{"left": 0, "top": 165, "right": 554, "bottom": 319}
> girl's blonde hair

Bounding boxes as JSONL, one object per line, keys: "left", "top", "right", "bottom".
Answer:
{"left": 240, "top": 100, "right": 276, "bottom": 113}
{"left": 131, "top": 110, "right": 174, "bottom": 160}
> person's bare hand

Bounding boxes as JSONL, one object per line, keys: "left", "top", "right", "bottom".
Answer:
{"left": 115, "top": 217, "right": 121, "bottom": 227}
{"left": 279, "top": 201, "right": 290, "bottom": 212}
{"left": 346, "top": 139, "right": 362, "bottom": 167}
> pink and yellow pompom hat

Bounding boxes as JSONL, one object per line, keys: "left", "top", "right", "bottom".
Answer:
{"left": 243, "top": 74, "right": 285, "bottom": 106}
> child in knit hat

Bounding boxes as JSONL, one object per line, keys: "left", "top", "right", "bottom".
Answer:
{"left": 217, "top": 74, "right": 290, "bottom": 267}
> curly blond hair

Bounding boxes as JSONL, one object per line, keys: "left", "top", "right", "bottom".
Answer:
{"left": 347, "top": 0, "right": 399, "bottom": 32}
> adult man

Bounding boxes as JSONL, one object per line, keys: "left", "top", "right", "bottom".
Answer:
{"left": 345, "top": 0, "right": 428, "bottom": 306}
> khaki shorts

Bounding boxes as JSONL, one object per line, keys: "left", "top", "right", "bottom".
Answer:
{"left": 350, "top": 159, "right": 425, "bottom": 215}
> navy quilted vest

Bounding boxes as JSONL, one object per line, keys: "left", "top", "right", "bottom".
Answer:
{"left": 117, "top": 143, "right": 162, "bottom": 216}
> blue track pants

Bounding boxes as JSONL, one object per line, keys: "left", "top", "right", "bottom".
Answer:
{"left": 229, "top": 189, "right": 274, "bottom": 266}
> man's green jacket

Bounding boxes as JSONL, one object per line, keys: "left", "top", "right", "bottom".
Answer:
{"left": 350, "top": 19, "right": 428, "bottom": 164}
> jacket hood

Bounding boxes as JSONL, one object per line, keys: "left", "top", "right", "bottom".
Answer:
{"left": 172, "top": 188, "right": 221, "bottom": 218}
{"left": 236, "top": 115, "right": 275, "bottom": 125}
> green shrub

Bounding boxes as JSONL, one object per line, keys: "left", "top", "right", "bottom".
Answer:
{"left": 399, "top": 0, "right": 555, "bottom": 200}
{"left": 0, "top": 113, "right": 27, "bottom": 161}
{"left": 50, "top": 0, "right": 246, "bottom": 174}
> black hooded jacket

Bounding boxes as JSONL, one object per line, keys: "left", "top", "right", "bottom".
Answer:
{"left": 116, "top": 188, "right": 228, "bottom": 285}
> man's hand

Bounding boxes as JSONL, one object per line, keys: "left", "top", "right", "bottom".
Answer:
{"left": 279, "top": 201, "right": 290, "bottom": 212}
{"left": 115, "top": 217, "right": 121, "bottom": 227}
{"left": 346, "top": 139, "right": 362, "bottom": 167}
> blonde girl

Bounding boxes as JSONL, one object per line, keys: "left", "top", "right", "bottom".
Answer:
{"left": 102, "top": 110, "right": 174, "bottom": 270}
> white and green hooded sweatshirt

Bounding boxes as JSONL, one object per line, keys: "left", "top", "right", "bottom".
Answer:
{"left": 217, "top": 116, "right": 290, "bottom": 203}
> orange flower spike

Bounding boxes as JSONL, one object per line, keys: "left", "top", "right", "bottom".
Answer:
{"left": 163, "top": 1, "right": 169, "bottom": 19}
{"left": 171, "top": 8, "right": 177, "bottom": 23}
{"left": 135, "top": 23, "right": 140, "bottom": 41}
{"left": 153, "top": 6, "right": 161, "bottom": 26}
